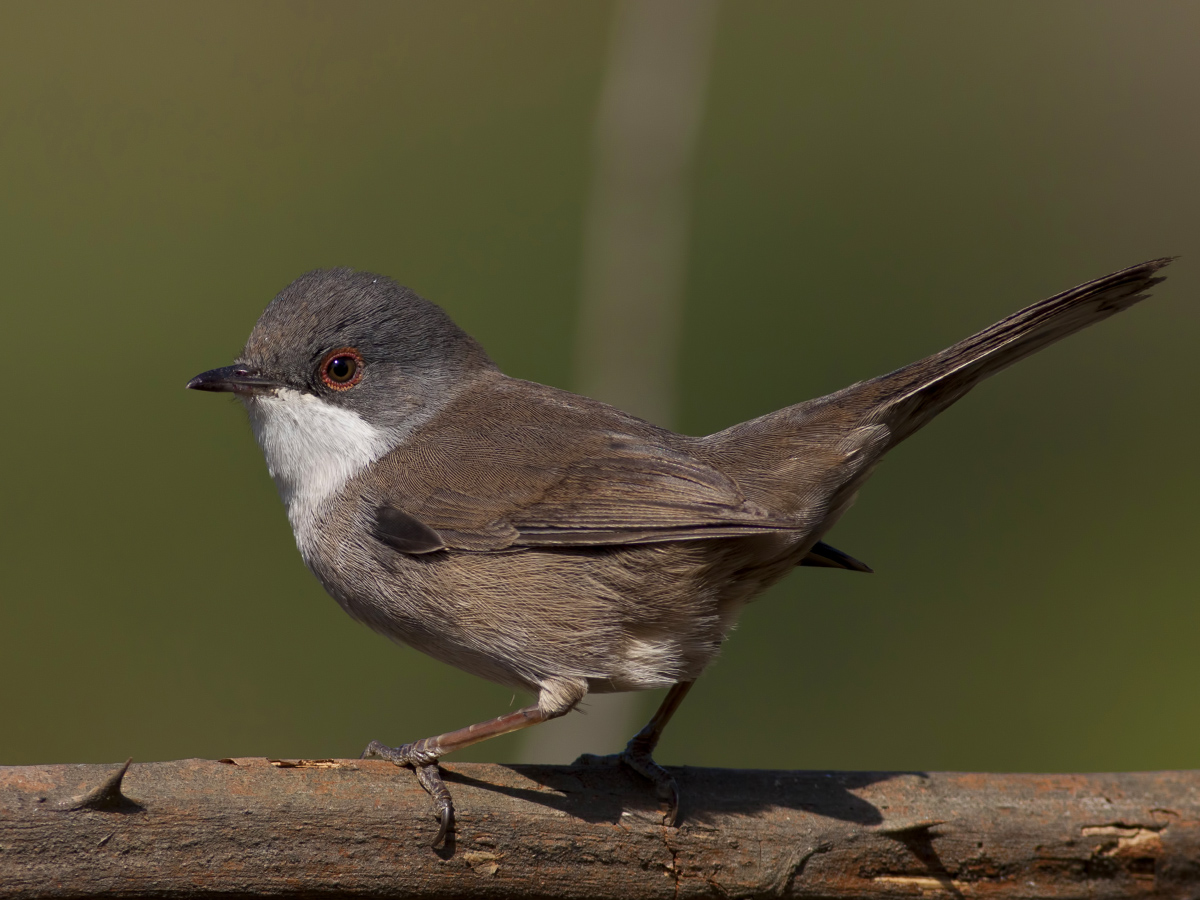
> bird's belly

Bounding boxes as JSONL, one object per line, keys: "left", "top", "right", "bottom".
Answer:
{"left": 302, "top": 534, "right": 770, "bottom": 695}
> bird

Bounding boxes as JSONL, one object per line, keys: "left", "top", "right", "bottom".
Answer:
{"left": 188, "top": 257, "right": 1171, "bottom": 846}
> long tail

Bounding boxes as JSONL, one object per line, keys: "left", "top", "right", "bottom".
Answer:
{"left": 704, "top": 258, "right": 1173, "bottom": 531}
{"left": 829, "top": 257, "right": 1173, "bottom": 448}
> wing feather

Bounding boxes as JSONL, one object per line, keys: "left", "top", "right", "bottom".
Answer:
{"left": 362, "top": 378, "right": 796, "bottom": 552}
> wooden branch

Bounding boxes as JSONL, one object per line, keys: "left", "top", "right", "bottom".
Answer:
{"left": 3, "top": 758, "right": 1198, "bottom": 898}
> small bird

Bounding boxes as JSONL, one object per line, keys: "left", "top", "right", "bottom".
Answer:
{"left": 189, "top": 258, "right": 1170, "bottom": 846}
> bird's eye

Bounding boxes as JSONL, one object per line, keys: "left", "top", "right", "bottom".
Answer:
{"left": 319, "top": 347, "right": 364, "bottom": 390}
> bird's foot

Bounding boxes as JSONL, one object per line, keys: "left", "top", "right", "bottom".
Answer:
{"left": 575, "top": 740, "right": 680, "bottom": 826}
{"left": 362, "top": 739, "right": 454, "bottom": 848}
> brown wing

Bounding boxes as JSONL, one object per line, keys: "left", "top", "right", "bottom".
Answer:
{"left": 362, "top": 376, "right": 797, "bottom": 552}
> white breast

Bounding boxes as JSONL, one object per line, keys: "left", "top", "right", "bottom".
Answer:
{"left": 242, "top": 389, "right": 392, "bottom": 539}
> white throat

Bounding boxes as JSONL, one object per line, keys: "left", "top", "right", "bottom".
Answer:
{"left": 243, "top": 389, "right": 393, "bottom": 532}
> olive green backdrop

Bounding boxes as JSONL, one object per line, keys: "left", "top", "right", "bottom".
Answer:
{"left": 1, "top": 1, "right": 1197, "bottom": 773}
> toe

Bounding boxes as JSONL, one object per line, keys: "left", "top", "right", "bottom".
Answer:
{"left": 414, "top": 763, "right": 455, "bottom": 848}
{"left": 618, "top": 747, "right": 682, "bottom": 827}
{"left": 573, "top": 751, "right": 622, "bottom": 766}
{"left": 360, "top": 740, "right": 391, "bottom": 761}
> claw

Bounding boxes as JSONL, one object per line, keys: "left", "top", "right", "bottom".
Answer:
{"left": 413, "top": 762, "right": 455, "bottom": 848}
{"left": 575, "top": 746, "right": 680, "bottom": 825}
{"left": 620, "top": 743, "right": 681, "bottom": 826}
{"left": 361, "top": 740, "right": 455, "bottom": 847}
{"left": 662, "top": 780, "right": 680, "bottom": 827}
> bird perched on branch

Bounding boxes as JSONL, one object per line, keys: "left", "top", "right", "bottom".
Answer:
{"left": 189, "top": 257, "right": 1171, "bottom": 847}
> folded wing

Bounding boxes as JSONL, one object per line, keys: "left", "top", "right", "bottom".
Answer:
{"left": 363, "top": 379, "right": 798, "bottom": 552}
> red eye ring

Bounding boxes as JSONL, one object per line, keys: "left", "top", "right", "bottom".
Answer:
{"left": 319, "top": 347, "right": 364, "bottom": 390}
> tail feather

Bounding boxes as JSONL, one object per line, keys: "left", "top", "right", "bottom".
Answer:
{"left": 702, "top": 258, "right": 1173, "bottom": 530}
{"left": 847, "top": 258, "right": 1173, "bottom": 447}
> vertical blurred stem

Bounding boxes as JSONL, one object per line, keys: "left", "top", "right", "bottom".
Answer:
{"left": 519, "top": 0, "right": 719, "bottom": 764}
{"left": 575, "top": 0, "right": 720, "bottom": 427}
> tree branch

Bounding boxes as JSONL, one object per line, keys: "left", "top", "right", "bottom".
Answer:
{"left": 2, "top": 758, "right": 1197, "bottom": 898}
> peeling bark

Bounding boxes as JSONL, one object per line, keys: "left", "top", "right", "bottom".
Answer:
{"left": 2, "top": 758, "right": 1198, "bottom": 898}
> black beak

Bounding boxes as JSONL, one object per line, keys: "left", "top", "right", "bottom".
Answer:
{"left": 186, "top": 365, "right": 282, "bottom": 394}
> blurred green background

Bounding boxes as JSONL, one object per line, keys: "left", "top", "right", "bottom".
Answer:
{"left": 1, "top": 1, "right": 1197, "bottom": 774}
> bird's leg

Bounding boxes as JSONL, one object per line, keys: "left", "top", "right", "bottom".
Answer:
{"left": 362, "top": 706, "right": 541, "bottom": 847}
{"left": 362, "top": 679, "right": 584, "bottom": 848}
{"left": 621, "top": 680, "right": 694, "bottom": 825}
{"left": 577, "top": 680, "right": 695, "bottom": 826}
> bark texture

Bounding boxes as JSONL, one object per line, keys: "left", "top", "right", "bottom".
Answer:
{"left": 2, "top": 757, "right": 1198, "bottom": 898}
